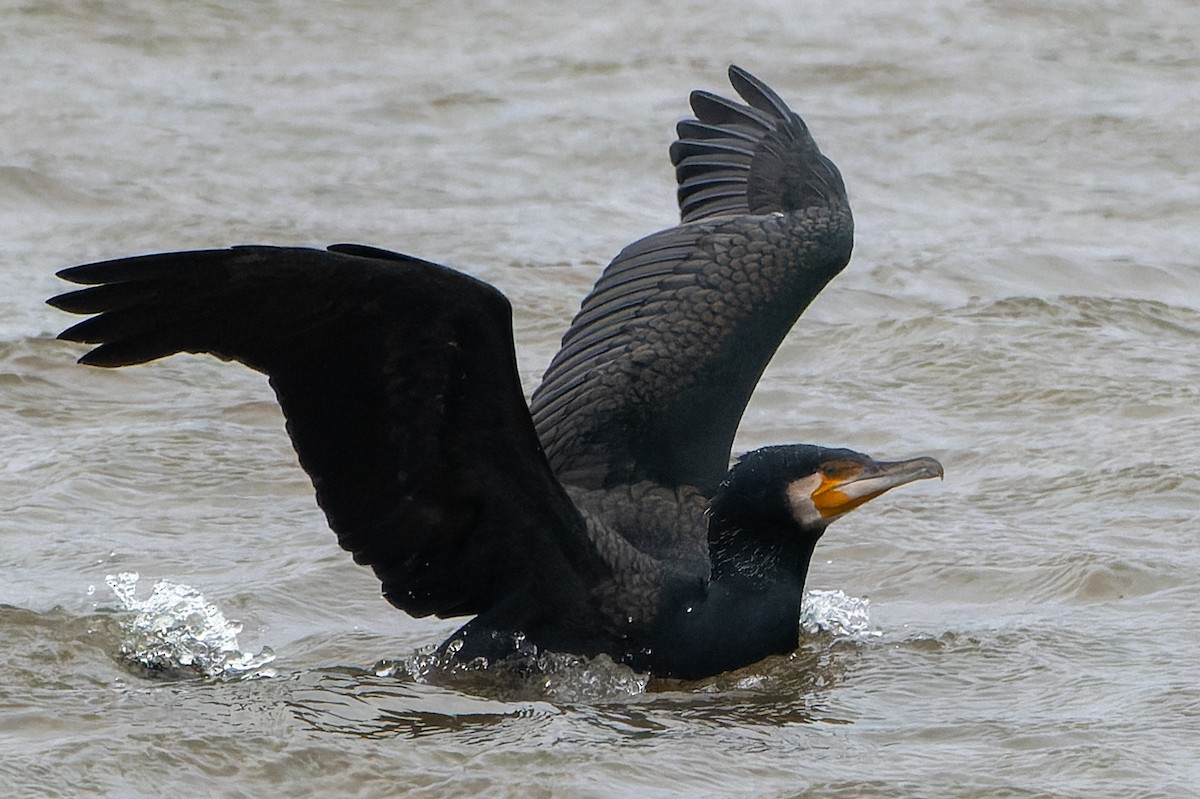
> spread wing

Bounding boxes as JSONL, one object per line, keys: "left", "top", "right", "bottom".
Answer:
{"left": 529, "top": 66, "right": 854, "bottom": 494}
{"left": 49, "top": 244, "right": 609, "bottom": 620}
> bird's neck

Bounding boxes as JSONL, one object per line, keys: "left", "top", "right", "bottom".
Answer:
{"left": 707, "top": 495, "right": 822, "bottom": 589}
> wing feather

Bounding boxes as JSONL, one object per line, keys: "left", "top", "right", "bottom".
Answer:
{"left": 51, "top": 245, "right": 608, "bottom": 619}
{"left": 530, "top": 67, "right": 853, "bottom": 494}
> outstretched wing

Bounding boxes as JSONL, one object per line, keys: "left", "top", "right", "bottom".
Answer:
{"left": 529, "top": 66, "right": 854, "bottom": 495}
{"left": 49, "top": 244, "right": 607, "bottom": 620}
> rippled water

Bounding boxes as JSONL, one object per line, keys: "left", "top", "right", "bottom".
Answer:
{"left": 3, "top": 1, "right": 1199, "bottom": 796}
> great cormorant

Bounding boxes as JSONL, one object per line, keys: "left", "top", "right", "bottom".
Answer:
{"left": 48, "top": 66, "right": 942, "bottom": 680}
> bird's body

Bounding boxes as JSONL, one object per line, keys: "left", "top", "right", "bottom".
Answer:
{"left": 49, "top": 67, "right": 941, "bottom": 680}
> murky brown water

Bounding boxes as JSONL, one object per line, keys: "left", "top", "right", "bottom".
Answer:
{"left": 3, "top": 1, "right": 1199, "bottom": 796}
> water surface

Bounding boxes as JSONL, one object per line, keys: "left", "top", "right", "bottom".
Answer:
{"left": 3, "top": 1, "right": 1199, "bottom": 796}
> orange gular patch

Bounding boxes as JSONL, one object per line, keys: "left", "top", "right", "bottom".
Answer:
{"left": 811, "top": 479, "right": 885, "bottom": 518}
{"left": 810, "top": 463, "right": 881, "bottom": 518}
{"left": 809, "top": 456, "right": 944, "bottom": 519}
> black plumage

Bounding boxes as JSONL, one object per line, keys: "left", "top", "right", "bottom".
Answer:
{"left": 48, "top": 67, "right": 941, "bottom": 679}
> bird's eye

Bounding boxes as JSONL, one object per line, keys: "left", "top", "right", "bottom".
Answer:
{"left": 821, "top": 461, "right": 861, "bottom": 481}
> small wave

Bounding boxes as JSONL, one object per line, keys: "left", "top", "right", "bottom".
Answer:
{"left": 0, "top": 164, "right": 109, "bottom": 211}
{"left": 287, "top": 668, "right": 562, "bottom": 741}
{"left": 957, "top": 294, "right": 1200, "bottom": 335}
{"left": 103, "top": 572, "right": 276, "bottom": 680}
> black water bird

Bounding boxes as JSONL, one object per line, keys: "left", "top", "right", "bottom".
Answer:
{"left": 48, "top": 67, "right": 942, "bottom": 679}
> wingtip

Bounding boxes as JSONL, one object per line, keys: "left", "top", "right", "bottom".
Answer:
{"left": 54, "top": 317, "right": 96, "bottom": 345}
{"left": 76, "top": 348, "right": 124, "bottom": 368}
{"left": 726, "top": 65, "right": 793, "bottom": 120}
{"left": 55, "top": 262, "right": 101, "bottom": 285}
{"left": 46, "top": 286, "right": 109, "bottom": 315}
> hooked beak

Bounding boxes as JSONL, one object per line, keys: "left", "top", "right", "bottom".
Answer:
{"left": 811, "top": 455, "right": 944, "bottom": 519}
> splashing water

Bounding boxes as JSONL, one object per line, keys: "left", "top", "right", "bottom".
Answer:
{"left": 800, "top": 589, "right": 881, "bottom": 638}
{"left": 376, "top": 634, "right": 651, "bottom": 703}
{"left": 105, "top": 572, "right": 276, "bottom": 680}
{"left": 529, "top": 652, "right": 651, "bottom": 702}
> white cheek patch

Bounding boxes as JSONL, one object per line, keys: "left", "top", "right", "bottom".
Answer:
{"left": 785, "top": 473, "right": 826, "bottom": 528}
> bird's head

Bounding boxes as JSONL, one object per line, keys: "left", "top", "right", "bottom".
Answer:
{"left": 713, "top": 444, "right": 944, "bottom": 538}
